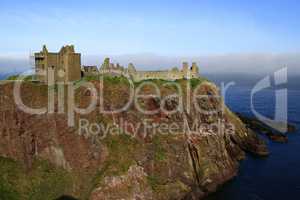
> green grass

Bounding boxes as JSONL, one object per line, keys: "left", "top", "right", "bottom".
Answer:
{"left": 147, "top": 175, "right": 161, "bottom": 191}
{"left": 102, "top": 134, "right": 139, "bottom": 175}
{"left": 82, "top": 133, "right": 142, "bottom": 198}
{"left": 82, "top": 75, "right": 132, "bottom": 85}
{"left": 6, "top": 75, "right": 36, "bottom": 81}
{"left": 134, "top": 77, "right": 208, "bottom": 89}
{"left": 0, "top": 157, "right": 73, "bottom": 200}
{"left": 0, "top": 157, "right": 22, "bottom": 200}
{"left": 189, "top": 78, "right": 207, "bottom": 89}
{"left": 134, "top": 79, "right": 171, "bottom": 87}
{"left": 174, "top": 77, "right": 208, "bottom": 89}
{"left": 152, "top": 136, "right": 167, "bottom": 162}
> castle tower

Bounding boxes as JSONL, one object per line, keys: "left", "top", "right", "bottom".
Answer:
{"left": 101, "top": 58, "right": 110, "bottom": 69}
{"left": 191, "top": 62, "right": 199, "bottom": 74}
{"left": 34, "top": 45, "right": 81, "bottom": 84}
{"left": 128, "top": 63, "right": 136, "bottom": 74}
{"left": 182, "top": 62, "right": 189, "bottom": 73}
{"left": 191, "top": 62, "right": 199, "bottom": 78}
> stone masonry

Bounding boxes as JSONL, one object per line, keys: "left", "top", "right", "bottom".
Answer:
{"left": 35, "top": 45, "right": 81, "bottom": 83}
{"left": 84, "top": 58, "right": 200, "bottom": 82}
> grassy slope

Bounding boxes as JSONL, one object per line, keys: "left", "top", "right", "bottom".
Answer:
{"left": 0, "top": 157, "right": 73, "bottom": 200}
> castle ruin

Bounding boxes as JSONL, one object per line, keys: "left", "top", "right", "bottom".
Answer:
{"left": 35, "top": 45, "right": 200, "bottom": 83}
{"left": 86, "top": 58, "right": 200, "bottom": 81}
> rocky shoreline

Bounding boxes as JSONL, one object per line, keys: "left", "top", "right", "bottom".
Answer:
{"left": 236, "top": 113, "right": 297, "bottom": 143}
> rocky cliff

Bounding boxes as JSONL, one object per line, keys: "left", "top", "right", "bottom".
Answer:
{"left": 0, "top": 78, "right": 268, "bottom": 200}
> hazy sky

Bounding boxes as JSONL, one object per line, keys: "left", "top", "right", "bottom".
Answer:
{"left": 0, "top": 0, "right": 299, "bottom": 74}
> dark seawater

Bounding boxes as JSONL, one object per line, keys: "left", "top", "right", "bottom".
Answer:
{"left": 0, "top": 74, "right": 5, "bottom": 80}
{"left": 205, "top": 75, "right": 300, "bottom": 200}
{"left": 0, "top": 73, "right": 11, "bottom": 80}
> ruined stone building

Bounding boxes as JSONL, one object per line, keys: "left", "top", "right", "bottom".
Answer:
{"left": 35, "top": 45, "right": 200, "bottom": 83}
{"left": 95, "top": 58, "right": 200, "bottom": 82}
{"left": 82, "top": 65, "right": 98, "bottom": 76}
{"left": 35, "top": 45, "right": 81, "bottom": 83}
{"left": 128, "top": 62, "right": 199, "bottom": 81}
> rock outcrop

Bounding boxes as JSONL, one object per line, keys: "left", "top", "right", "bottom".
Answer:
{"left": 0, "top": 79, "right": 268, "bottom": 199}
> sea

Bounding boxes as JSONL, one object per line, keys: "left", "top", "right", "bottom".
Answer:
{"left": 205, "top": 74, "right": 300, "bottom": 200}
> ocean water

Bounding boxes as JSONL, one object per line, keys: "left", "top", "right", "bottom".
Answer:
{"left": 0, "top": 74, "right": 5, "bottom": 80}
{"left": 205, "top": 82, "right": 300, "bottom": 199}
{"left": 0, "top": 73, "right": 11, "bottom": 80}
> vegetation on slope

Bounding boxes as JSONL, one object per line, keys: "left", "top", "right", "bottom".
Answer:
{"left": 0, "top": 157, "right": 73, "bottom": 200}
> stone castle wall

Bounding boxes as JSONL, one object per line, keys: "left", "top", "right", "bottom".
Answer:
{"left": 83, "top": 58, "right": 200, "bottom": 81}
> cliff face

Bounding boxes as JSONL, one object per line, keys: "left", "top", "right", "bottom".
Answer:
{"left": 0, "top": 79, "right": 268, "bottom": 200}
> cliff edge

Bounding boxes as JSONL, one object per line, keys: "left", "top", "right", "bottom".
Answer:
{"left": 0, "top": 78, "right": 268, "bottom": 200}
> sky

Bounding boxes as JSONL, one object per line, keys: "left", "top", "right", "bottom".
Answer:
{"left": 0, "top": 0, "right": 300, "bottom": 74}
